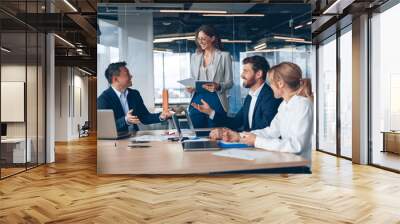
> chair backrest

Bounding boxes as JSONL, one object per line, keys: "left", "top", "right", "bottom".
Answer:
{"left": 82, "top": 121, "right": 90, "bottom": 129}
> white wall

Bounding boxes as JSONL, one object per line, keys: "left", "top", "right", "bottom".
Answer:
{"left": 54, "top": 67, "right": 89, "bottom": 141}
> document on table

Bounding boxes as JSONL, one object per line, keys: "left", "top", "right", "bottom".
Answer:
{"left": 130, "top": 135, "right": 169, "bottom": 142}
{"left": 178, "top": 78, "right": 196, "bottom": 88}
{"left": 213, "top": 149, "right": 269, "bottom": 160}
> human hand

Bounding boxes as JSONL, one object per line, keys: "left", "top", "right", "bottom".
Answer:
{"left": 126, "top": 109, "right": 141, "bottom": 124}
{"left": 222, "top": 128, "right": 240, "bottom": 142}
{"left": 240, "top": 132, "right": 256, "bottom": 146}
{"left": 209, "top": 128, "right": 224, "bottom": 140}
{"left": 202, "top": 82, "right": 220, "bottom": 92}
{"left": 160, "top": 110, "right": 174, "bottom": 120}
{"left": 191, "top": 99, "right": 213, "bottom": 115}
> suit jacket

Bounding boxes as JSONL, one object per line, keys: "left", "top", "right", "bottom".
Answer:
{"left": 97, "top": 87, "right": 161, "bottom": 132}
{"left": 212, "top": 84, "right": 282, "bottom": 132}
{"left": 190, "top": 49, "right": 233, "bottom": 112}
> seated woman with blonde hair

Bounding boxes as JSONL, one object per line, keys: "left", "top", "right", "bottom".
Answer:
{"left": 215, "top": 62, "right": 313, "bottom": 170}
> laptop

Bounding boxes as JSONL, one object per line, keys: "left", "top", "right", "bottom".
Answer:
{"left": 97, "top": 110, "right": 131, "bottom": 140}
{"left": 185, "top": 109, "right": 211, "bottom": 137}
{"left": 171, "top": 115, "right": 220, "bottom": 151}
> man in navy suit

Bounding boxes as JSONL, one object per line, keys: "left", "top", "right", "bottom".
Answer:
{"left": 97, "top": 62, "right": 173, "bottom": 133}
{"left": 191, "top": 56, "right": 282, "bottom": 136}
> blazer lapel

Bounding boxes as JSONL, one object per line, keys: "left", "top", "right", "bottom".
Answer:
{"left": 210, "top": 50, "right": 222, "bottom": 81}
{"left": 251, "top": 84, "right": 267, "bottom": 128}
{"left": 107, "top": 87, "right": 125, "bottom": 116}
{"left": 126, "top": 89, "right": 136, "bottom": 112}
{"left": 242, "top": 95, "right": 251, "bottom": 130}
{"left": 194, "top": 52, "right": 202, "bottom": 80}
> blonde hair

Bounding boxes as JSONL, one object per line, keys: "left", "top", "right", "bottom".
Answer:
{"left": 268, "top": 62, "right": 312, "bottom": 99}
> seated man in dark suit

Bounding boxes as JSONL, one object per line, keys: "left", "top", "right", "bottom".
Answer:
{"left": 191, "top": 56, "right": 282, "bottom": 136}
{"left": 98, "top": 62, "right": 173, "bottom": 133}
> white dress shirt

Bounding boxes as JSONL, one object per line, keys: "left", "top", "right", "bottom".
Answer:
{"left": 112, "top": 86, "right": 129, "bottom": 114}
{"left": 247, "top": 83, "right": 264, "bottom": 129}
{"left": 251, "top": 95, "right": 313, "bottom": 164}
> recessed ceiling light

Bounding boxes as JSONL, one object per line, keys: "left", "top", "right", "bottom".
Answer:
{"left": 160, "top": 9, "right": 227, "bottom": 14}
{"left": 63, "top": 0, "right": 78, "bottom": 12}
{"left": 54, "top": 34, "right": 75, "bottom": 48}
{"left": 202, "top": 13, "right": 264, "bottom": 17}
{"left": 1, "top": 47, "right": 11, "bottom": 53}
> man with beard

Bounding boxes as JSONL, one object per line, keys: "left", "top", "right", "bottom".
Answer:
{"left": 191, "top": 55, "right": 282, "bottom": 133}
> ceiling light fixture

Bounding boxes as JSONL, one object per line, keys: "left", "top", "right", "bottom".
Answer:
{"left": 273, "top": 36, "right": 306, "bottom": 42}
{"left": 1, "top": 47, "right": 11, "bottom": 53}
{"left": 78, "top": 67, "right": 92, "bottom": 76}
{"left": 294, "top": 24, "right": 304, "bottom": 30}
{"left": 323, "top": 0, "right": 345, "bottom": 15}
{"left": 153, "top": 49, "right": 173, "bottom": 54}
{"left": 245, "top": 48, "right": 299, "bottom": 53}
{"left": 221, "top": 39, "right": 252, "bottom": 43}
{"left": 160, "top": 9, "right": 227, "bottom": 14}
{"left": 202, "top": 13, "right": 264, "bottom": 17}
{"left": 285, "top": 39, "right": 312, "bottom": 44}
{"left": 253, "top": 43, "right": 267, "bottom": 50}
{"left": 153, "top": 36, "right": 195, "bottom": 43}
{"left": 63, "top": 0, "right": 78, "bottom": 12}
{"left": 307, "top": 21, "right": 312, "bottom": 25}
{"left": 54, "top": 34, "right": 75, "bottom": 48}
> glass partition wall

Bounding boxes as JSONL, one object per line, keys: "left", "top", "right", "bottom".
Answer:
{"left": 370, "top": 2, "right": 400, "bottom": 172}
{"left": 97, "top": 3, "right": 312, "bottom": 115}
{"left": 317, "top": 35, "right": 337, "bottom": 155}
{"left": 0, "top": 1, "right": 46, "bottom": 179}
{"left": 316, "top": 25, "right": 352, "bottom": 159}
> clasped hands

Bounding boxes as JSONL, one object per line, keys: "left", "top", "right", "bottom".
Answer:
{"left": 209, "top": 128, "right": 257, "bottom": 146}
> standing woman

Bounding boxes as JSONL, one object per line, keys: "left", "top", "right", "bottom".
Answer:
{"left": 187, "top": 25, "right": 233, "bottom": 128}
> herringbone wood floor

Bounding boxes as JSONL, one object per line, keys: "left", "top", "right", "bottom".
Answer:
{"left": 1, "top": 135, "right": 400, "bottom": 224}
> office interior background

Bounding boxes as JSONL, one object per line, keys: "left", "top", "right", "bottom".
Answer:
{"left": 0, "top": 0, "right": 97, "bottom": 179}
{"left": 1, "top": 0, "right": 400, "bottom": 223}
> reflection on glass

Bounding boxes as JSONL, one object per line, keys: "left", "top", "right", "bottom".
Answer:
{"left": 27, "top": 31, "right": 38, "bottom": 169}
{"left": 98, "top": 3, "right": 311, "bottom": 115}
{"left": 153, "top": 52, "right": 191, "bottom": 104}
{"left": 318, "top": 37, "right": 337, "bottom": 154}
{"left": 340, "top": 29, "right": 352, "bottom": 158}
{"left": 371, "top": 3, "right": 400, "bottom": 171}
{"left": 1, "top": 31, "right": 27, "bottom": 177}
{"left": 38, "top": 32, "right": 46, "bottom": 165}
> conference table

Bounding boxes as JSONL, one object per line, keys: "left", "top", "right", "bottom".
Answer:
{"left": 97, "top": 130, "right": 309, "bottom": 175}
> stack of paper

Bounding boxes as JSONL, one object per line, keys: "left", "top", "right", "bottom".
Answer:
{"left": 178, "top": 78, "right": 196, "bottom": 88}
{"left": 130, "top": 135, "right": 169, "bottom": 142}
{"left": 213, "top": 149, "right": 269, "bottom": 161}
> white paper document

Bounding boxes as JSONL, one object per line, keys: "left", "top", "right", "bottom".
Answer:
{"left": 130, "top": 135, "right": 169, "bottom": 142}
{"left": 177, "top": 78, "right": 196, "bottom": 88}
{"left": 213, "top": 149, "right": 269, "bottom": 161}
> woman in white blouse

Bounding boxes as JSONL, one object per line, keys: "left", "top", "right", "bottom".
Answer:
{"left": 217, "top": 62, "right": 313, "bottom": 165}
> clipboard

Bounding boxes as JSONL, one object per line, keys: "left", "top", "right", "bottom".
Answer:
{"left": 195, "top": 80, "right": 214, "bottom": 93}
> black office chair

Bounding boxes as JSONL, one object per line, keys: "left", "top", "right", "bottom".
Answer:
{"left": 78, "top": 121, "right": 90, "bottom": 138}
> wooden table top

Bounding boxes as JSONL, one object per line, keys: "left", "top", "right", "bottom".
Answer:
{"left": 97, "top": 130, "right": 308, "bottom": 174}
